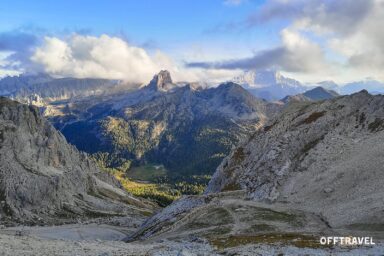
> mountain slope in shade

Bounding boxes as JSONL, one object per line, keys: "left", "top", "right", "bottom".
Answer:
{"left": 0, "top": 97, "right": 153, "bottom": 224}
{"left": 232, "top": 70, "right": 306, "bottom": 101}
{"left": 281, "top": 86, "right": 339, "bottom": 103}
{"left": 303, "top": 86, "right": 339, "bottom": 100}
{"left": 207, "top": 90, "right": 384, "bottom": 227}
{"left": 51, "top": 71, "right": 278, "bottom": 176}
{"left": 0, "top": 73, "right": 53, "bottom": 96}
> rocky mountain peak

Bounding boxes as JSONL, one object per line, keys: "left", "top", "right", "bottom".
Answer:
{"left": 147, "top": 70, "right": 174, "bottom": 91}
{"left": 280, "top": 86, "right": 339, "bottom": 103}
{"left": 302, "top": 86, "right": 339, "bottom": 100}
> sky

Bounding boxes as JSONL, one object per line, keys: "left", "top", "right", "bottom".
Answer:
{"left": 0, "top": 0, "right": 383, "bottom": 84}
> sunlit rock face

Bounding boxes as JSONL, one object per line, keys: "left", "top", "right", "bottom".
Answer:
{"left": 207, "top": 90, "right": 384, "bottom": 227}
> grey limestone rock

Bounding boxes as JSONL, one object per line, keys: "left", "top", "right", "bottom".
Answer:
{"left": 206, "top": 90, "right": 384, "bottom": 227}
{"left": 0, "top": 97, "right": 152, "bottom": 224}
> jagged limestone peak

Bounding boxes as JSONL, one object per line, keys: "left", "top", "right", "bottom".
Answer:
{"left": 147, "top": 70, "right": 174, "bottom": 91}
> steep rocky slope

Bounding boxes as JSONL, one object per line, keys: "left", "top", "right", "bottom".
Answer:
{"left": 207, "top": 90, "right": 384, "bottom": 227}
{"left": 127, "top": 91, "right": 384, "bottom": 252}
{"left": 0, "top": 97, "right": 153, "bottom": 225}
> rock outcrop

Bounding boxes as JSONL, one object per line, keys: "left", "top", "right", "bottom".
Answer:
{"left": 147, "top": 70, "right": 174, "bottom": 91}
{"left": 0, "top": 97, "right": 152, "bottom": 224}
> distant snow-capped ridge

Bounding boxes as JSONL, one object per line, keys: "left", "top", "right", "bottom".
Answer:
{"left": 231, "top": 70, "right": 306, "bottom": 101}
{"left": 311, "top": 79, "right": 384, "bottom": 95}
{"left": 232, "top": 70, "right": 301, "bottom": 89}
{"left": 232, "top": 70, "right": 384, "bottom": 100}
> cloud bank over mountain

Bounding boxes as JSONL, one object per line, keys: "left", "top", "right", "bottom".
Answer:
{"left": 0, "top": 33, "right": 239, "bottom": 84}
{"left": 31, "top": 35, "right": 173, "bottom": 82}
{"left": 189, "top": 0, "right": 384, "bottom": 83}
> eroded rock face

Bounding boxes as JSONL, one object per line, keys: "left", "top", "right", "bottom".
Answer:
{"left": 206, "top": 91, "right": 384, "bottom": 227}
{"left": 147, "top": 70, "right": 174, "bottom": 91}
{"left": 0, "top": 97, "right": 151, "bottom": 224}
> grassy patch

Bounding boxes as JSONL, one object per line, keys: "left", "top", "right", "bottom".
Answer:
{"left": 368, "top": 118, "right": 384, "bottom": 132}
{"left": 301, "top": 136, "right": 324, "bottom": 155}
{"left": 222, "top": 181, "right": 242, "bottom": 192}
{"left": 244, "top": 223, "right": 276, "bottom": 233}
{"left": 101, "top": 167, "right": 209, "bottom": 207}
{"left": 232, "top": 147, "right": 245, "bottom": 165}
{"left": 183, "top": 208, "right": 234, "bottom": 230}
{"left": 238, "top": 207, "right": 304, "bottom": 227}
{"left": 126, "top": 164, "right": 168, "bottom": 182}
{"left": 112, "top": 170, "right": 179, "bottom": 207}
{"left": 346, "top": 223, "right": 384, "bottom": 231}
{"left": 209, "top": 233, "right": 323, "bottom": 249}
{"left": 198, "top": 226, "right": 232, "bottom": 238}
{"left": 264, "top": 122, "right": 277, "bottom": 132}
{"left": 298, "top": 111, "right": 326, "bottom": 125}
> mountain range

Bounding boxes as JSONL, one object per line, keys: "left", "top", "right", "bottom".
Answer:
{"left": 1, "top": 70, "right": 383, "bottom": 106}
{"left": 51, "top": 71, "right": 278, "bottom": 177}
{"left": 0, "top": 73, "right": 135, "bottom": 106}
{"left": 0, "top": 70, "right": 375, "bottom": 180}
{"left": 232, "top": 70, "right": 384, "bottom": 100}
{"left": 1, "top": 71, "right": 384, "bottom": 254}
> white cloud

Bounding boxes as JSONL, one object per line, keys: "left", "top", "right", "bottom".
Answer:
{"left": 29, "top": 34, "right": 239, "bottom": 84}
{"left": 225, "top": 0, "right": 384, "bottom": 83}
{"left": 0, "top": 51, "right": 22, "bottom": 78}
{"left": 293, "top": 0, "right": 384, "bottom": 82}
{"left": 186, "top": 28, "right": 330, "bottom": 79}
{"left": 31, "top": 35, "right": 171, "bottom": 83}
{"left": 278, "top": 29, "right": 328, "bottom": 72}
{"left": 327, "top": 1, "right": 384, "bottom": 80}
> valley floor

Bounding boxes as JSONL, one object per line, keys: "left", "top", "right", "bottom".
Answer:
{"left": 0, "top": 227, "right": 383, "bottom": 256}
{"left": 1, "top": 211, "right": 384, "bottom": 256}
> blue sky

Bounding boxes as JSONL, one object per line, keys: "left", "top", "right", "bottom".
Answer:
{"left": 0, "top": 0, "right": 383, "bottom": 84}
{"left": 0, "top": 0, "right": 271, "bottom": 49}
